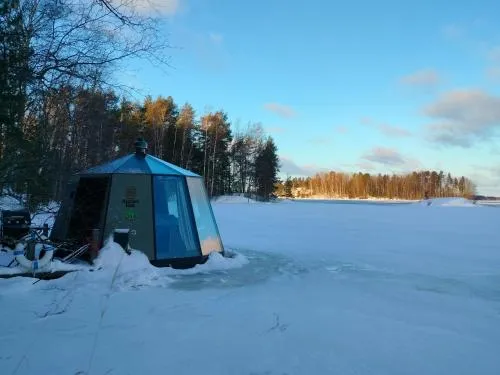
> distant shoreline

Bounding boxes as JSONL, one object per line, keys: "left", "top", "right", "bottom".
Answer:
{"left": 213, "top": 194, "right": 500, "bottom": 206}
{"left": 280, "top": 196, "right": 418, "bottom": 203}
{"left": 280, "top": 196, "right": 500, "bottom": 204}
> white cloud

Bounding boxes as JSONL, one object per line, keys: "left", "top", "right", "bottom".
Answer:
{"left": 134, "top": 0, "right": 181, "bottom": 16}
{"left": 468, "top": 165, "right": 500, "bottom": 196}
{"left": 425, "top": 123, "right": 473, "bottom": 147}
{"left": 279, "top": 156, "right": 321, "bottom": 177}
{"left": 336, "top": 126, "right": 348, "bottom": 134}
{"left": 378, "top": 124, "right": 412, "bottom": 138}
{"left": 426, "top": 90, "right": 500, "bottom": 124}
{"left": 362, "top": 147, "right": 406, "bottom": 166}
{"left": 361, "top": 147, "right": 421, "bottom": 171}
{"left": 263, "top": 103, "right": 297, "bottom": 119}
{"left": 400, "top": 69, "right": 441, "bottom": 87}
{"left": 424, "top": 89, "right": 500, "bottom": 147}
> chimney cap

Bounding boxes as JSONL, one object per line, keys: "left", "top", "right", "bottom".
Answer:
{"left": 134, "top": 137, "right": 148, "bottom": 157}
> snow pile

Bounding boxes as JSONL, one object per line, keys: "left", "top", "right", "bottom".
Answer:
{"left": 164, "top": 250, "right": 249, "bottom": 276}
{"left": 31, "top": 201, "right": 60, "bottom": 231}
{"left": 440, "top": 198, "right": 476, "bottom": 207}
{"left": 0, "top": 195, "right": 24, "bottom": 211}
{"left": 89, "top": 241, "right": 249, "bottom": 289}
{"left": 213, "top": 195, "right": 259, "bottom": 204}
{"left": 2, "top": 234, "right": 248, "bottom": 283}
{"left": 420, "top": 197, "right": 477, "bottom": 207}
{"left": 91, "top": 240, "right": 168, "bottom": 290}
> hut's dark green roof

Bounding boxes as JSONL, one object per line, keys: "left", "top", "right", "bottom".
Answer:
{"left": 80, "top": 154, "right": 200, "bottom": 177}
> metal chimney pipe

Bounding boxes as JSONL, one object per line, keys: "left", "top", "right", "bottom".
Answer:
{"left": 134, "top": 137, "right": 148, "bottom": 157}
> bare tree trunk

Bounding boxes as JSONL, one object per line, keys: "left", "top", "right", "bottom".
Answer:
{"left": 203, "top": 123, "right": 208, "bottom": 183}
{"left": 180, "top": 127, "right": 186, "bottom": 167}
{"left": 210, "top": 122, "right": 218, "bottom": 196}
{"left": 172, "top": 123, "right": 178, "bottom": 163}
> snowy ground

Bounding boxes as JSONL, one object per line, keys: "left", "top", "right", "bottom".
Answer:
{"left": 1, "top": 198, "right": 499, "bottom": 374}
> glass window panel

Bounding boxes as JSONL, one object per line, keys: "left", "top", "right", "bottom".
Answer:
{"left": 153, "top": 176, "right": 199, "bottom": 259}
{"left": 186, "top": 177, "right": 223, "bottom": 255}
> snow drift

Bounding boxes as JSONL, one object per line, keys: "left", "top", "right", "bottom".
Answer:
{"left": 420, "top": 197, "right": 477, "bottom": 207}
{"left": 212, "top": 194, "right": 259, "bottom": 204}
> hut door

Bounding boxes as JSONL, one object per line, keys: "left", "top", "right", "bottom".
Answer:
{"left": 50, "top": 179, "right": 79, "bottom": 241}
{"left": 67, "top": 177, "right": 110, "bottom": 244}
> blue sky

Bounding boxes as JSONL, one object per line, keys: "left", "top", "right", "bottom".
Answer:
{"left": 121, "top": 0, "right": 500, "bottom": 196}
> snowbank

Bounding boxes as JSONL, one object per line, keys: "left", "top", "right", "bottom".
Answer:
{"left": 1, "top": 234, "right": 248, "bottom": 281}
{"left": 60, "top": 240, "right": 248, "bottom": 289}
{"left": 95, "top": 239, "right": 248, "bottom": 275}
{"left": 0, "top": 195, "right": 24, "bottom": 211}
{"left": 163, "top": 250, "right": 249, "bottom": 276}
{"left": 87, "top": 240, "right": 167, "bottom": 290}
{"left": 213, "top": 195, "right": 259, "bottom": 204}
{"left": 31, "top": 201, "right": 60, "bottom": 229}
{"left": 420, "top": 197, "right": 477, "bottom": 207}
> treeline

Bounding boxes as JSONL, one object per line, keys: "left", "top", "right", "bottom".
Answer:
{"left": 2, "top": 87, "right": 280, "bottom": 204}
{"left": 0, "top": 0, "right": 279, "bottom": 207}
{"left": 277, "top": 171, "right": 476, "bottom": 200}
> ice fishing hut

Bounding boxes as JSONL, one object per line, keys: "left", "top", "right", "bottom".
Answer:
{"left": 50, "top": 139, "right": 224, "bottom": 268}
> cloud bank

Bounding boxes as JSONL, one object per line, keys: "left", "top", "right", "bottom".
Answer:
{"left": 361, "top": 147, "right": 421, "bottom": 171}
{"left": 424, "top": 89, "right": 500, "bottom": 147}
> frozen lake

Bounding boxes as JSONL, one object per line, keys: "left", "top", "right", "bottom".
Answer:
{"left": 1, "top": 198, "right": 499, "bottom": 375}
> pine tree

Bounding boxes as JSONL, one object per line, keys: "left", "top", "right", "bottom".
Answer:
{"left": 254, "top": 137, "right": 280, "bottom": 200}
{"left": 0, "top": 0, "right": 31, "bottom": 188}
{"left": 284, "top": 176, "right": 293, "bottom": 198}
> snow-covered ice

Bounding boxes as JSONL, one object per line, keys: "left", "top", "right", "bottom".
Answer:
{"left": 0, "top": 198, "right": 499, "bottom": 375}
